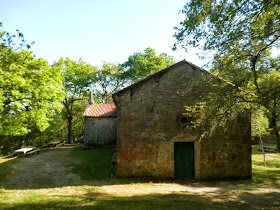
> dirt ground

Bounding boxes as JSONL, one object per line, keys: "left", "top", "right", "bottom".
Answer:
{"left": 2, "top": 145, "right": 280, "bottom": 208}
{"left": 3, "top": 145, "right": 89, "bottom": 189}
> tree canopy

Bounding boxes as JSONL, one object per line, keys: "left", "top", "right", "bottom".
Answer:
{"left": 174, "top": 0, "right": 280, "bottom": 56}
{"left": 93, "top": 62, "right": 125, "bottom": 103}
{"left": 0, "top": 28, "right": 64, "bottom": 136}
{"left": 174, "top": 0, "right": 280, "bottom": 150}
{"left": 52, "top": 57, "right": 96, "bottom": 143}
{"left": 122, "top": 47, "right": 175, "bottom": 83}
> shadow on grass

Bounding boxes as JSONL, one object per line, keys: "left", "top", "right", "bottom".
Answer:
{"left": 0, "top": 160, "right": 12, "bottom": 183}
{"left": 1, "top": 190, "right": 279, "bottom": 209}
{"left": 0, "top": 193, "right": 219, "bottom": 210}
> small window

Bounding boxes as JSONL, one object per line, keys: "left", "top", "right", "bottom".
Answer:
{"left": 180, "top": 116, "right": 189, "bottom": 126}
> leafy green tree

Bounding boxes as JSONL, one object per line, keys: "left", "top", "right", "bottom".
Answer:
{"left": 211, "top": 54, "right": 280, "bottom": 150}
{"left": 174, "top": 0, "right": 280, "bottom": 151}
{"left": 122, "top": 47, "right": 175, "bottom": 83}
{"left": 174, "top": 0, "right": 279, "bottom": 93}
{"left": 251, "top": 108, "right": 270, "bottom": 166}
{"left": 173, "top": 0, "right": 279, "bottom": 58}
{"left": 0, "top": 27, "right": 64, "bottom": 137}
{"left": 53, "top": 58, "right": 96, "bottom": 144}
{"left": 70, "top": 98, "right": 89, "bottom": 142}
{"left": 93, "top": 62, "right": 125, "bottom": 103}
{"left": 258, "top": 70, "right": 280, "bottom": 148}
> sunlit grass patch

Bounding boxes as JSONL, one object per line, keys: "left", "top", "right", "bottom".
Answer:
{"left": 0, "top": 186, "right": 104, "bottom": 209}
{"left": 0, "top": 187, "right": 228, "bottom": 210}
{"left": 252, "top": 154, "right": 280, "bottom": 185}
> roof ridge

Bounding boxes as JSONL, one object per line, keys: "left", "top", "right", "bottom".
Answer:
{"left": 112, "top": 59, "right": 188, "bottom": 97}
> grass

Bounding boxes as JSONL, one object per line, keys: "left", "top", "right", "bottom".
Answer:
{"left": 0, "top": 158, "right": 14, "bottom": 183}
{"left": 0, "top": 145, "right": 279, "bottom": 209}
{"left": 251, "top": 154, "right": 280, "bottom": 185}
{"left": 69, "top": 146, "right": 115, "bottom": 180}
{"left": 0, "top": 188, "right": 228, "bottom": 210}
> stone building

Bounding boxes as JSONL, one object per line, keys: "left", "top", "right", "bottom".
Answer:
{"left": 83, "top": 103, "right": 117, "bottom": 149}
{"left": 112, "top": 60, "right": 251, "bottom": 180}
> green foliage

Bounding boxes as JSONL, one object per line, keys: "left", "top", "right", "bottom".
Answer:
{"left": 70, "top": 99, "right": 88, "bottom": 142}
{"left": 122, "top": 47, "right": 175, "bottom": 83}
{"left": 0, "top": 28, "right": 64, "bottom": 137}
{"left": 211, "top": 54, "right": 280, "bottom": 150}
{"left": 174, "top": 0, "right": 280, "bottom": 56}
{"left": 258, "top": 71, "right": 280, "bottom": 112}
{"left": 54, "top": 57, "right": 96, "bottom": 99}
{"left": 251, "top": 109, "right": 270, "bottom": 137}
{"left": 69, "top": 146, "right": 115, "bottom": 180}
{"left": 93, "top": 62, "right": 125, "bottom": 103}
{"left": 184, "top": 102, "right": 206, "bottom": 129}
{"left": 175, "top": 1, "right": 280, "bottom": 150}
{"left": 182, "top": 73, "right": 251, "bottom": 140}
{"left": 52, "top": 58, "right": 96, "bottom": 143}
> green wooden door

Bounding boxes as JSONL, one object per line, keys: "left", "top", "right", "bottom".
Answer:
{"left": 174, "top": 142, "right": 194, "bottom": 180}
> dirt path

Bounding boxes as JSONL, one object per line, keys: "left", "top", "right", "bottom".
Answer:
{"left": 255, "top": 153, "right": 280, "bottom": 160}
{"left": 3, "top": 145, "right": 87, "bottom": 189}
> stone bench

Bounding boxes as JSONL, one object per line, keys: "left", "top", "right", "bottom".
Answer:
{"left": 57, "top": 143, "right": 64, "bottom": 147}
{"left": 25, "top": 149, "right": 41, "bottom": 157}
{"left": 15, "top": 147, "right": 35, "bottom": 157}
{"left": 47, "top": 141, "right": 64, "bottom": 148}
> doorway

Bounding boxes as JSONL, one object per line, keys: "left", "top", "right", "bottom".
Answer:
{"left": 174, "top": 142, "right": 194, "bottom": 179}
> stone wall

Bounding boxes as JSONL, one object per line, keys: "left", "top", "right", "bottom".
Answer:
{"left": 114, "top": 62, "right": 251, "bottom": 180}
{"left": 197, "top": 111, "right": 251, "bottom": 179}
{"left": 84, "top": 117, "right": 117, "bottom": 148}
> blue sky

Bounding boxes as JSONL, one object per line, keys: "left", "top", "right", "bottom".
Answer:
{"left": 0, "top": 0, "right": 208, "bottom": 68}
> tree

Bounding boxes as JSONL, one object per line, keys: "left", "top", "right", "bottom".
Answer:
{"left": 210, "top": 53, "right": 280, "bottom": 150}
{"left": 53, "top": 58, "right": 96, "bottom": 144}
{"left": 122, "top": 47, "right": 175, "bottom": 83}
{"left": 173, "top": 0, "right": 279, "bottom": 58}
{"left": 69, "top": 98, "right": 89, "bottom": 142}
{"left": 93, "top": 62, "right": 125, "bottom": 103}
{"left": 258, "top": 70, "right": 280, "bottom": 149}
{"left": 0, "top": 26, "right": 64, "bottom": 137}
{"left": 174, "top": 0, "right": 280, "bottom": 151}
{"left": 174, "top": 0, "right": 279, "bottom": 91}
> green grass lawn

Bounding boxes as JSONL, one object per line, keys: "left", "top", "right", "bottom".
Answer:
{"left": 0, "top": 145, "right": 279, "bottom": 209}
{"left": 252, "top": 154, "right": 280, "bottom": 185}
{"left": 0, "top": 188, "right": 227, "bottom": 210}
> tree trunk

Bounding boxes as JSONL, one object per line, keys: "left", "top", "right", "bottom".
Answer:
{"left": 67, "top": 115, "right": 73, "bottom": 144}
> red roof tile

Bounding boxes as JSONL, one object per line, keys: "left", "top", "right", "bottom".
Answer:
{"left": 84, "top": 104, "right": 117, "bottom": 117}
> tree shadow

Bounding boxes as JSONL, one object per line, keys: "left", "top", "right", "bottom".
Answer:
{"left": 1, "top": 190, "right": 279, "bottom": 209}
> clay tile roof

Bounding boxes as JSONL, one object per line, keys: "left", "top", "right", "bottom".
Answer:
{"left": 84, "top": 104, "right": 117, "bottom": 117}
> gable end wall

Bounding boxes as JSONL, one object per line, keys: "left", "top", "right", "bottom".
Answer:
{"left": 115, "top": 63, "right": 251, "bottom": 180}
